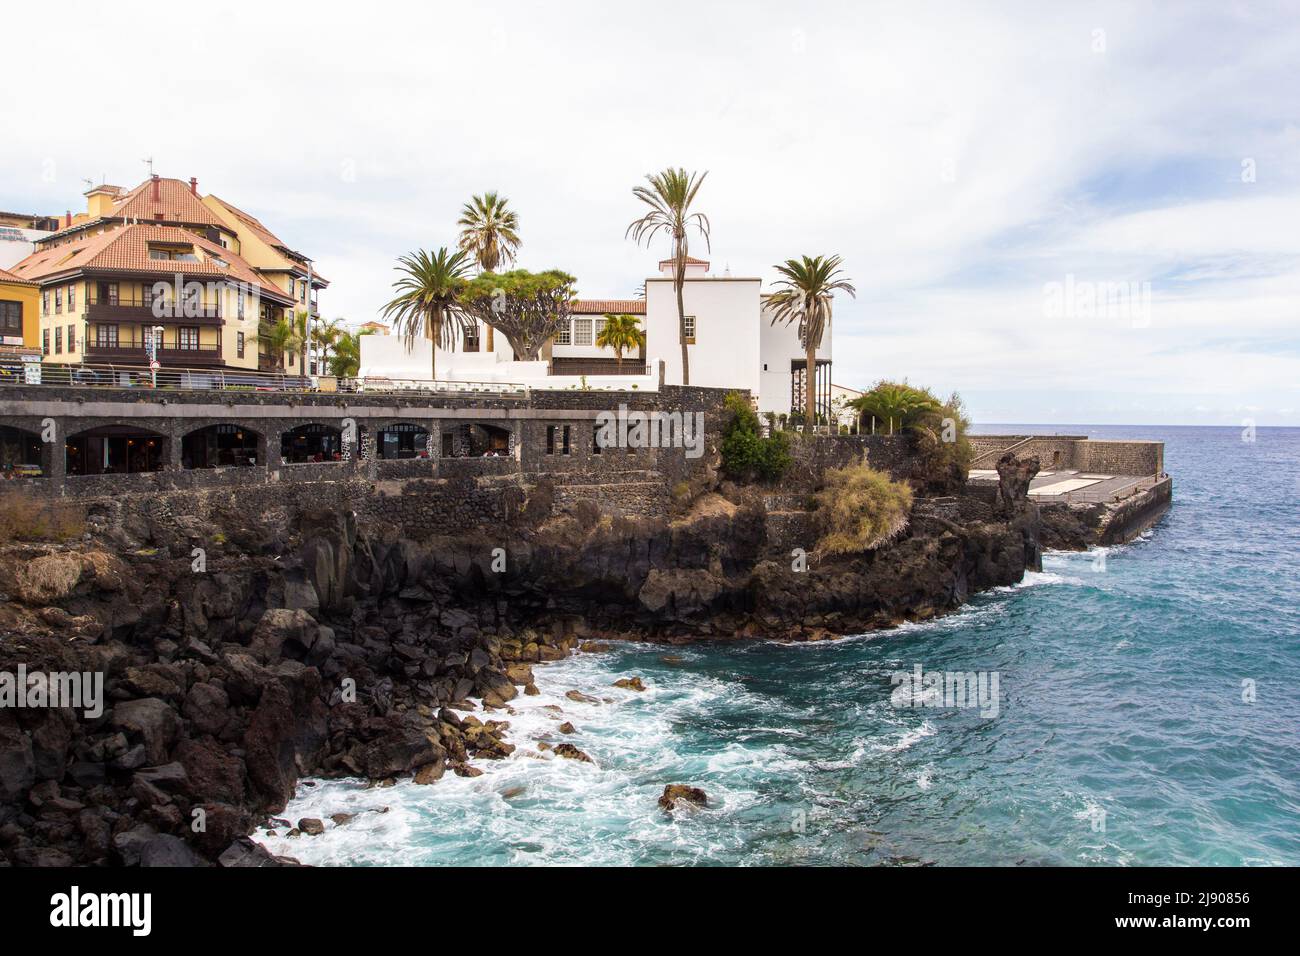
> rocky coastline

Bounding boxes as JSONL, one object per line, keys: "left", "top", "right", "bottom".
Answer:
{"left": 0, "top": 455, "right": 1065, "bottom": 867}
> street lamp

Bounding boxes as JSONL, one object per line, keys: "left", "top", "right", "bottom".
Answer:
{"left": 148, "top": 325, "right": 164, "bottom": 386}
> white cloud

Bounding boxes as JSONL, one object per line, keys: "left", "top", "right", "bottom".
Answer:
{"left": 1, "top": 0, "right": 1296, "bottom": 423}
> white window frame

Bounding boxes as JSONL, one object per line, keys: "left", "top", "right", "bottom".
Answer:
{"left": 684, "top": 314, "right": 696, "bottom": 343}
{"left": 555, "top": 321, "right": 571, "bottom": 345}
{"left": 573, "top": 318, "right": 593, "bottom": 346}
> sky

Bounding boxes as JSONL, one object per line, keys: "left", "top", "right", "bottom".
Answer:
{"left": 2, "top": 0, "right": 1297, "bottom": 426}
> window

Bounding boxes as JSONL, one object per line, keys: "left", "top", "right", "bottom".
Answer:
{"left": 67, "top": 325, "right": 75, "bottom": 352}
{"left": 148, "top": 244, "right": 198, "bottom": 262}
{"left": 106, "top": 283, "right": 119, "bottom": 306}
{"left": 143, "top": 285, "right": 155, "bottom": 308}
{"left": 562, "top": 425, "right": 571, "bottom": 456}
{"left": 42, "top": 329, "right": 49, "bottom": 354}
{"left": 67, "top": 284, "right": 76, "bottom": 310}
{"left": 555, "top": 322, "right": 571, "bottom": 345}
{"left": 684, "top": 314, "right": 696, "bottom": 344}
{"left": 97, "top": 325, "right": 119, "bottom": 348}
{"left": 42, "top": 291, "right": 50, "bottom": 314}
{"left": 237, "top": 332, "right": 245, "bottom": 358}
{"left": 54, "top": 327, "right": 62, "bottom": 354}
{"left": 0, "top": 300, "right": 21, "bottom": 334}
{"left": 545, "top": 425, "right": 556, "bottom": 455}
{"left": 237, "top": 289, "right": 245, "bottom": 320}
{"left": 593, "top": 317, "right": 607, "bottom": 343}
{"left": 573, "top": 318, "right": 593, "bottom": 346}
{"left": 178, "top": 327, "right": 199, "bottom": 350}
{"left": 464, "top": 324, "right": 480, "bottom": 352}
{"left": 54, "top": 288, "right": 62, "bottom": 314}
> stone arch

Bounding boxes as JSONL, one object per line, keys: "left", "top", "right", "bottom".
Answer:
{"left": 181, "top": 423, "right": 264, "bottom": 469}
{"left": 440, "top": 421, "right": 514, "bottom": 458}
{"left": 374, "top": 420, "right": 432, "bottom": 460}
{"left": 65, "top": 424, "right": 167, "bottom": 475}
{"left": 0, "top": 424, "right": 43, "bottom": 477}
{"left": 280, "top": 422, "right": 344, "bottom": 464}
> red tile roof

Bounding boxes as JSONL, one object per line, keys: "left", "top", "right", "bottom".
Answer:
{"left": 0, "top": 265, "right": 36, "bottom": 285}
{"left": 111, "top": 177, "right": 225, "bottom": 228}
{"left": 570, "top": 298, "right": 646, "bottom": 315}
{"left": 8, "top": 224, "right": 293, "bottom": 303}
{"left": 657, "top": 255, "right": 710, "bottom": 269}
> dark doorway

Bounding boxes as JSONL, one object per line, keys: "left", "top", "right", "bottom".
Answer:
{"left": 376, "top": 423, "right": 430, "bottom": 460}
{"left": 66, "top": 426, "right": 165, "bottom": 475}
{"left": 281, "top": 423, "right": 343, "bottom": 463}
{"left": 0, "top": 426, "right": 42, "bottom": 478}
{"left": 182, "top": 424, "right": 260, "bottom": 468}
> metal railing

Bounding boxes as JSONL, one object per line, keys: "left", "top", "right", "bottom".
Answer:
{"left": 0, "top": 361, "right": 530, "bottom": 398}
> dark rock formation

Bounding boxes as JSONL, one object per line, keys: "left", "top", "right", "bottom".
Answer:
{"left": 0, "top": 464, "right": 1045, "bottom": 866}
{"left": 659, "top": 784, "right": 708, "bottom": 812}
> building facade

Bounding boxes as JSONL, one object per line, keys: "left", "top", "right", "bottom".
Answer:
{"left": 386, "top": 255, "right": 834, "bottom": 416}
{"left": 5, "top": 176, "right": 319, "bottom": 374}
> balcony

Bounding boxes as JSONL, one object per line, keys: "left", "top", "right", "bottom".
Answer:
{"left": 85, "top": 337, "right": 224, "bottom": 366}
{"left": 86, "top": 290, "right": 223, "bottom": 326}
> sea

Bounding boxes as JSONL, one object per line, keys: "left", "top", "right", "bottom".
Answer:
{"left": 254, "top": 424, "right": 1300, "bottom": 866}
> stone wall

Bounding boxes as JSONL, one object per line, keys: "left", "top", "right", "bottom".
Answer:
{"left": 1075, "top": 440, "right": 1163, "bottom": 477}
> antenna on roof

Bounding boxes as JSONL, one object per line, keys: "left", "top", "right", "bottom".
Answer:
{"left": 142, "top": 156, "right": 155, "bottom": 176}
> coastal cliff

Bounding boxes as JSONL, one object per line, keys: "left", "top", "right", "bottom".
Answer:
{"left": 0, "top": 465, "right": 1045, "bottom": 866}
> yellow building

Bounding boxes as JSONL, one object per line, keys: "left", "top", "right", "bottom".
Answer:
{"left": 202, "top": 195, "right": 328, "bottom": 371}
{"left": 0, "top": 266, "right": 40, "bottom": 350}
{"left": 7, "top": 175, "right": 324, "bottom": 374}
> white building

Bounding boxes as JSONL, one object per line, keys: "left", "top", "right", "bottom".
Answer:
{"left": 358, "top": 255, "right": 835, "bottom": 417}
{"left": 0, "top": 213, "right": 56, "bottom": 270}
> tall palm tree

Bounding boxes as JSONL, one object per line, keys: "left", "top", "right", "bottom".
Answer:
{"left": 763, "top": 255, "right": 856, "bottom": 427}
{"left": 457, "top": 192, "right": 521, "bottom": 272}
{"left": 626, "top": 168, "right": 710, "bottom": 385}
{"left": 595, "top": 313, "right": 646, "bottom": 371}
{"left": 381, "top": 247, "right": 474, "bottom": 381}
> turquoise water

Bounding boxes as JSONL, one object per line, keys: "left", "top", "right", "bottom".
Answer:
{"left": 258, "top": 425, "right": 1300, "bottom": 866}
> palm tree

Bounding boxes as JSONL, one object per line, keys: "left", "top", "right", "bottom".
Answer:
{"left": 313, "top": 318, "right": 344, "bottom": 373}
{"left": 265, "top": 311, "right": 307, "bottom": 377}
{"left": 626, "top": 168, "right": 710, "bottom": 385}
{"left": 851, "top": 383, "right": 938, "bottom": 435}
{"left": 763, "top": 255, "right": 856, "bottom": 428}
{"left": 457, "top": 192, "right": 521, "bottom": 273}
{"left": 329, "top": 330, "right": 362, "bottom": 379}
{"left": 381, "top": 247, "right": 474, "bottom": 381}
{"left": 595, "top": 313, "right": 647, "bottom": 371}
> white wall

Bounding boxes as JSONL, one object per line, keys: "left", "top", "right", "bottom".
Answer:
{"left": 758, "top": 303, "right": 834, "bottom": 416}
{"left": 0, "top": 229, "right": 50, "bottom": 270}
{"left": 645, "top": 277, "right": 762, "bottom": 396}
{"left": 359, "top": 334, "right": 433, "bottom": 380}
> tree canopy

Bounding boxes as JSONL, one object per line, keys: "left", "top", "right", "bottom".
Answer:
{"left": 459, "top": 269, "right": 577, "bottom": 361}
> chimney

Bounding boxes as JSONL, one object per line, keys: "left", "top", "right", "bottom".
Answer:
{"left": 65, "top": 210, "right": 72, "bottom": 227}
{"left": 190, "top": 177, "right": 198, "bottom": 196}
{"left": 151, "top": 174, "right": 160, "bottom": 201}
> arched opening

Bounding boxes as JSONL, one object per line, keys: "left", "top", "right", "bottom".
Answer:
{"left": 440, "top": 422, "right": 512, "bottom": 458}
{"left": 281, "top": 423, "right": 343, "bottom": 463}
{"left": 182, "top": 424, "right": 261, "bottom": 468}
{"left": 66, "top": 426, "right": 166, "bottom": 475}
{"left": 0, "top": 425, "right": 43, "bottom": 478}
{"left": 376, "top": 422, "right": 430, "bottom": 460}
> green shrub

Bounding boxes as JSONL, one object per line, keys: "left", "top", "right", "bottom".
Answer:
{"left": 813, "top": 464, "right": 913, "bottom": 554}
{"left": 720, "top": 392, "right": 791, "bottom": 482}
